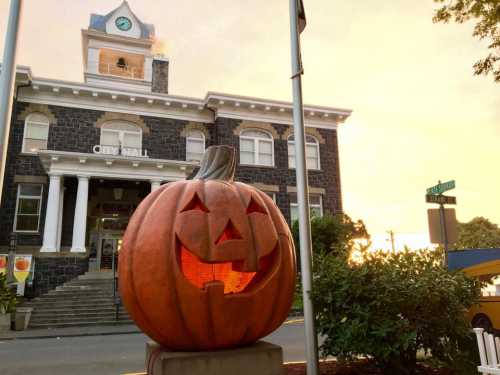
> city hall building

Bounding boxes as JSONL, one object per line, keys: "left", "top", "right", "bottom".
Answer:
{"left": 0, "top": 2, "right": 351, "bottom": 296}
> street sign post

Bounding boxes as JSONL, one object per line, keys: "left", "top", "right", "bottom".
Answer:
{"left": 427, "top": 208, "right": 458, "bottom": 245}
{"left": 425, "top": 180, "right": 457, "bottom": 266}
{"left": 425, "top": 194, "right": 456, "bottom": 205}
{"left": 426, "top": 180, "right": 455, "bottom": 195}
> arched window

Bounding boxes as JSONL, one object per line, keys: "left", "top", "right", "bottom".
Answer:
{"left": 288, "top": 134, "right": 320, "bottom": 170}
{"left": 100, "top": 121, "right": 142, "bottom": 157}
{"left": 186, "top": 130, "right": 205, "bottom": 162}
{"left": 22, "top": 113, "right": 49, "bottom": 153}
{"left": 240, "top": 129, "right": 274, "bottom": 167}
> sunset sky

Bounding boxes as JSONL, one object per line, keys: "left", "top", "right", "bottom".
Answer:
{"left": 0, "top": 0, "right": 498, "bottom": 250}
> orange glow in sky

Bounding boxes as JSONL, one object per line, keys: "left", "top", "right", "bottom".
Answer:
{"left": 0, "top": 0, "right": 498, "bottom": 247}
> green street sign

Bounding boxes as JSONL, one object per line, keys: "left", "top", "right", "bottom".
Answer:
{"left": 426, "top": 180, "right": 455, "bottom": 195}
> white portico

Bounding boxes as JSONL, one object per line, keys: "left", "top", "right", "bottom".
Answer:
{"left": 38, "top": 150, "right": 197, "bottom": 254}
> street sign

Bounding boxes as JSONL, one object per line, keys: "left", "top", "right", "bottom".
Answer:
{"left": 426, "top": 194, "right": 457, "bottom": 205}
{"left": 428, "top": 208, "right": 458, "bottom": 245}
{"left": 426, "top": 180, "right": 456, "bottom": 195}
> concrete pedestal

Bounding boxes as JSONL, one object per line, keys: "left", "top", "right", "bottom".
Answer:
{"left": 145, "top": 341, "right": 284, "bottom": 375}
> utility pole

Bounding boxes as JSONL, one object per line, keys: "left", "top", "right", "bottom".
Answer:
{"left": 0, "top": 0, "right": 23, "bottom": 200}
{"left": 387, "top": 230, "right": 396, "bottom": 252}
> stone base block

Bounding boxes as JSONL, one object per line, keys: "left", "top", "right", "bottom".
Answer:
{"left": 145, "top": 341, "right": 284, "bottom": 375}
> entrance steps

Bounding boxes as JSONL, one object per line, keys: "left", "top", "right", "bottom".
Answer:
{"left": 24, "top": 271, "right": 134, "bottom": 329}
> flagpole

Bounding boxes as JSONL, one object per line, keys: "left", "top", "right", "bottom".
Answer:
{"left": 289, "top": 1, "right": 319, "bottom": 374}
{"left": 0, "top": 0, "right": 23, "bottom": 200}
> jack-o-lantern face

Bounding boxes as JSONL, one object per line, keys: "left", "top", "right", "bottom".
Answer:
{"left": 119, "top": 146, "right": 296, "bottom": 351}
{"left": 176, "top": 184, "right": 280, "bottom": 295}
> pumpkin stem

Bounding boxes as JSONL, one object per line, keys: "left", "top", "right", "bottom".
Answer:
{"left": 193, "top": 145, "right": 236, "bottom": 182}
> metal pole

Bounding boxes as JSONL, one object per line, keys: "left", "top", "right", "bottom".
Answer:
{"left": 0, "top": 0, "right": 23, "bottom": 201}
{"left": 439, "top": 202, "right": 449, "bottom": 266}
{"left": 289, "top": 1, "right": 319, "bottom": 374}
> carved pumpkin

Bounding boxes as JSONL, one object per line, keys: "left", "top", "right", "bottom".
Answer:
{"left": 15, "top": 258, "right": 29, "bottom": 271}
{"left": 0, "top": 257, "right": 6, "bottom": 269}
{"left": 119, "top": 145, "right": 296, "bottom": 351}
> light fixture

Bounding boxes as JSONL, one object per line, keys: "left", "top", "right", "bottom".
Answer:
{"left": 113, "top": 188, "right": 124, "bottom": 200}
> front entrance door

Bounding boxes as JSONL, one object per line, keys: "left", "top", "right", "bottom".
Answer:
{"left": 98, "top": 235, "right": 122, "bottom": 270}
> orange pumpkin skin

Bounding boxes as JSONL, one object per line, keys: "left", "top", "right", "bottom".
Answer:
{"left": 0, "top": 257, "right": 6, "bottom": 268}
{"left": 119, "top": 148, "right": 296, "bottom": 351}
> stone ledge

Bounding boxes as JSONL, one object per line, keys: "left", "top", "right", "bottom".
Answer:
{"left": 146, "top": 340, "right": 284, "bottom": 375}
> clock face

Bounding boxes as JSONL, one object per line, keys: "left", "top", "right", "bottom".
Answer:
{"left": 115, "top": 17, "right": 132, "bottom": 31}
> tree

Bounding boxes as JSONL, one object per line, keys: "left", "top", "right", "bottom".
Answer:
{"left": 455, "top": 216, "right": 500, "bottom": 249}
{"left": 433, "top": 0, "right": 500, "bottom": 82}
{"left": 312, "top": 249, "right": 482, "bottom": 374}
{"left": 291, "top": 214, "right": 370, "bottom": 259}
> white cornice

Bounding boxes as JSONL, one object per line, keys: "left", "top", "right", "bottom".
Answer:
{"left": 14, "top": 67, "right": 352, "bottom": 130}
{"left": 82, "top": 29, "right": 153, "bottom": 47}
{"left": 18, "top": 77, "right": 213, "bottom": 123}
{"left": 205, "top": 92, "right": 352, "bottom": 129}
{"left": 38, "top": 150, "right": 196, "bottom": 182}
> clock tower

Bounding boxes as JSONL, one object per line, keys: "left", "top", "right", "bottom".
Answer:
{"left": 82, "top": 1, "right": 169, "bottom": 93}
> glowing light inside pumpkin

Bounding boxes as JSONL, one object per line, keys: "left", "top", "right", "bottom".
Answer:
{"left": 181, "top": 246, "right": 256, "bottom": 294}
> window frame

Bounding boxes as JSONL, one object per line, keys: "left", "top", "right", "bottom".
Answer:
{"left": 185, "top": 130, "right": 206, "bottom": 163}
{"left": 100, "top": 121, "right": 143, "bottom": 155}
{"left": 239, "top": 129, "right": 275, "bottom": 167}
{"left": 289, "top": 193, "right": 323, "bottom": 223}
{"left": 13, "top": 184, "right": 44, "bottom": 233}
{"left": 288, "top": 134, "right": 321, "bottom": 170}
{"left": 22, "top": 113, "right": 50, "bottom": 154}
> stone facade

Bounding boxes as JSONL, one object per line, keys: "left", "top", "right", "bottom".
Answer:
{"left": 0, "top": 101, "right": 343, "bottom": 251}
{"left": 28, "top": 255, "right": 89, "bottom": 297}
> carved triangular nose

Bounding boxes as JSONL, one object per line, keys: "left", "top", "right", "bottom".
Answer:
{"left": 215, "top": 219, "right": 242, "bottom": 245}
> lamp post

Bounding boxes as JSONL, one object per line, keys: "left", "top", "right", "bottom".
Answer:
{"left": 7, "top": 232, "right": 17, "bottom": 283}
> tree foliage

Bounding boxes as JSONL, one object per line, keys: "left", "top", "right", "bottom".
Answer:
{"left": 291, "top": 214, "right": 370, "bottom": 260}
{"left": 455, "top": 216, "right": 500, "bottom": 249}
{"left": 312, "top": 249, "right": 482, "bottom": 374}
{"left": 433, "top": 0, "right": 500, "bottom": 82}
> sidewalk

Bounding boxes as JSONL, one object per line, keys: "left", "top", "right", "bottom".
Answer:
{"left": 0, "top": 323, "right": 141, "bottom": 341}
{"left": 0, "top": 317, "right": 305, "bottom": 341}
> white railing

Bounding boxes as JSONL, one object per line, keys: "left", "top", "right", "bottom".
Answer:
{"left": 98, "top": 63, "right": 144, "bottom": 80}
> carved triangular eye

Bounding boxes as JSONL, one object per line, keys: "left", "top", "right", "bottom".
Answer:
{"left": 181, "top": 193, "right": 209, "bottom": 213}
{"left": 246, "top": 196, "right": 267, "bottom": 215}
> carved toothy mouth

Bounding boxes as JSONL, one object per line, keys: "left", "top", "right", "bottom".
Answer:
{"left": 176, "top": 239, "right": 277, "bottom": 295}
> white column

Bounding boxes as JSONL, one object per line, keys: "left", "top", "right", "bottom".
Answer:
{"left": 56, "top": 186, "right": 65, "bottom": 252}
{"left": 150, "top": 179, "right": 162, "bottom": 192}
{"left": 41, "top": 173, "right": 62, "bottom": 252}
{"left": 71, "top": 175, "right": 89, "bottom": 253}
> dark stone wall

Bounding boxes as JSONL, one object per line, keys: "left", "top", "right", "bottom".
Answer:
{"left": 0, "top": 101, "right": 47, "bottom": 247}
{"left": 152, "top": 60, "right": 169, "bottom": 94}
{"left": 214, "top": 118, "right": 343, "bottom": 222}
{"left": 0, "top": 100, "right": 342, "bottom": 247}
{"left": 29, "top": 256, "right": 89, "bottom": 297}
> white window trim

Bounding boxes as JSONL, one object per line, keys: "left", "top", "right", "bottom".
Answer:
{"left": 239, "top": 129, "right": 275, "bottom": 167}
{"left": 264, "top": 191, "right": 277, "bottom": 203}
{"left": 22, "top": 114, "right": 50, "bottom": 155}
{"left": 186, "top": 131, "right": 206, "bottom": 162}
{"left": 288, "top": 135, "right": 321, "bottom": 170}
{"left": 13, "top": 184, "right": 43, "bottom": 233}
{"left": 290, "top": 194, "right": 323, "bottom": 222}
{"left": 100, "top": 122, "right": 143, "bottom": 152}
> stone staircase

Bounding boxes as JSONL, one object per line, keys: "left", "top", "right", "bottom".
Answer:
{"left": 24, "top": 271, "right": 133, "bottom": 329}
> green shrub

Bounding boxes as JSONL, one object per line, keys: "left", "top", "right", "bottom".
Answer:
{"left": 311, "top": 249, "right": 482, "bottom": 375}
{"left": 0, "top": 273, "right": 16, "bottom": 314}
